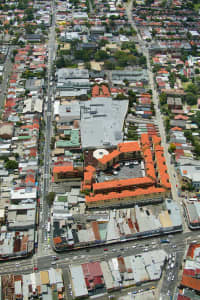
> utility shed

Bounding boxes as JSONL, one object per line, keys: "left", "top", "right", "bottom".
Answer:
{"left": 70, "top": 265, "right": 88, "bottom": 298}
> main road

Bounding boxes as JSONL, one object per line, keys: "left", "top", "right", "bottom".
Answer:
{"left": 38, "top": 0, "right": 57, "bottom": 255}
{"left": 0, "top": 46, "right": 13, "bottom": 112}
{"left": 0, "top": 230, "right": 198, "bottom": 299}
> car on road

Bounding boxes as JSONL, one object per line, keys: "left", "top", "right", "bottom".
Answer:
{"left": 33, "top": 267, "right": 38, "bottom": 271}
{"left": 104, "top": 248, "right": 108, "bottom": 251}
{"left": 160, "top": 239, "right": 170, "bottom": 244}
{"left": 51, "top": 261, "right": 56, "bottom": 265}
{"left": 52, "top": 256, "right": 59, "bottom": 260}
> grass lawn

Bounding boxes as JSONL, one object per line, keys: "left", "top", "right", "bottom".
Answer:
{"left": 182, "top": 81, "right": 192, "bottom": 90}
{"left": 194, "top": 3, "right": 200, "bottom": 11}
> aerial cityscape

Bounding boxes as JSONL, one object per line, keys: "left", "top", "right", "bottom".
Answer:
{"left": 1, "top": 0, "right": 200, "bottom": 299}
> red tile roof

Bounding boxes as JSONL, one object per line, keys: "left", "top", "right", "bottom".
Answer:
{"left": 86, "top": 187, "right": 166, "bottom": 203}
{"left": 93, "top": 177, "right": 154, "bottom": 192}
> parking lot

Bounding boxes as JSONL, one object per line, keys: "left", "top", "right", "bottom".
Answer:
{"left": 97, "top": 160, "right": 144, "bottom": 183}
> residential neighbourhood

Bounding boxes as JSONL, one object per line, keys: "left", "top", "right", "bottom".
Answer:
{"left": 1, "top": 0, "right": 200, "bottom": 299}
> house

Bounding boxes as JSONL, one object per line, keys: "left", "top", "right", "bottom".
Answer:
{"left": 56, "top": 68, "right": 90, "bottom": 91}
{"left": 167, "top": 97, "right": 182, "bottom": 109}
{"left": 25, "top": 34, "right": 44, "bottom": 43}
{"left": 170, "top": 120, "right": 186, "bottom": 129}
{"left": 111, "top": 69, "right": 148, "bottom": 84}
{"left": 0, "top": 122, "right": 14, "bottom": 139}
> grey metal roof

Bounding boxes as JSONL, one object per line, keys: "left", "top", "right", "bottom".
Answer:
{"left": 80, "top": 97, "right": 128, "bottom": 149}
{"left": 70, "top": 265, "right": 88, "bottom": 298}
{"left": 165, "top": 199, "right": 182, "bottom": 227}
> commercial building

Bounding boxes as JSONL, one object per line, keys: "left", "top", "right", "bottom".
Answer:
{"left": 52, "top": 195, "right": 182, "bottom": 251}
{"left": 1, "top": 268, "right": 65, "bottom": 299}
{"left": 180, "top": 243, "right": 200, "bottom": 292}
{"left": 52, "top": 165, "right": 83, "bottom": 183}
{"left": 80, "top": 97, "right": 129, "bottom": 149}
{"left": 69, "top": 249, "right": 167, "bottom": 297}
{"left": 56, "top": 68, "right": 90, "bottom": 91}
{"left": 178, "top": 158, "right": 200, "bottom": 191}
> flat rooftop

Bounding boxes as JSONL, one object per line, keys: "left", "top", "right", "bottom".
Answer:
{"left": 97, "top": 160, "right": 143, "bottom": 183}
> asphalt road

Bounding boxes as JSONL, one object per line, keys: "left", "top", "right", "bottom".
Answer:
{"left": 0, "top": 230, "right": 197, "bottom": 273}
{"left": 40, "top": 0, "right": 56, "bottom": 247}
{"left": 0, "top": 231, "right": 198, "bottom": 299}
{"left": 0, "top": 46, "right": 13, "bottom": 111}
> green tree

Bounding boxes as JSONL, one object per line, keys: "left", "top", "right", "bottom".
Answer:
{"left": 169, "top": 143, "right": 176, "bottom": 153}
{"left": 56, "top": 56, "right": 65, "bottom": 68}
{"left": 46, "top": 192, "right": 56, "bottom": 206}
{"left": 115, "top": 93, "right": 128, "bottom": 100}
{"left": 94, "top": 50, "right": 108, "bottom": 61}
{"left": 5, "top": 160, "right": 18, "bottom": 170}
{"left": 139, "top": 55, "right": 146, "bottom": 66}
{"left": 185, "top": 93, "right": 197, "bottom": 105}
{"left": 159, "top": 92, "right": 167, "bottom": 105}
{"left": 186, "top": 83, "right": 198, "bottom": 94}
{"left": 165, "top": 117, "right": 170, "bottom": 133}
{"left": 24, "top": 8, "right": 34, "bottom": 21}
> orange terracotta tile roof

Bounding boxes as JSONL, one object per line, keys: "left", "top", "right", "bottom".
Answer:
{"left": 171, "top": 127, "right": 182, "bottom": 131}
{"left": 82, "top": 184, "right": 91, "bottom": 190}
{"left": 152, "top": 135, "right": 161, "bottom": 145}
{"left": 186, "top": 243, "right": 200, "bottom": 258}
{"left": 53, "top": 237, "right": 62, "bottom": 244}
{"left": 118, "top": 141, "right": 140, "bottom": 153}
{"left": 86, "top": 187, "right": 165, "bottom": 203}
{"left": 154, "top": 146, "right": 171, "bottom": 189}
{"left": 25, "top": 175, "right": 35, "bottom": 184}
{"left": 140, "top": 133, "right": 150, "bottom": 148}
{"left": 93, "top": 177, "right": 154, "bottom": 191}
{"left": 98, "top": 150, "right": 120, "bottom": 164}
{"left": 181, "top": 275, "right": 200, "bottom": 291}
{"left": 53, "top": 165, "right": 75, "bottom": 173}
